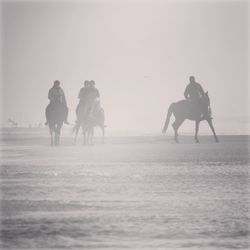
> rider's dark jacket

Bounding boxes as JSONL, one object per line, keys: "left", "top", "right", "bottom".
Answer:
{"left": 85, "top": 86, "right": 100, "bottom": 105}
{"left": 78, "top": 87, "right": 88, "bottom": 103}
{"left": 184, "top": 82, "right": 205, "bottom": 103}
{"left": 78, "top": 86, "right": 100, "bottom": 104}
{"left": 48, "top": 86, "right": 67, "bottom": 106}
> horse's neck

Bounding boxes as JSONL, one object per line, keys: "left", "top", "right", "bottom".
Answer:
{"left": 200, "top": 97, "right": 209, "bottom": 108}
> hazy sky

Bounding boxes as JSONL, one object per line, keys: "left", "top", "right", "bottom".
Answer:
{"left": 1, "top": 0, "right": 249, "bottom": 133}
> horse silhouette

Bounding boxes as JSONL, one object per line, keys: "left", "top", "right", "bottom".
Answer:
{"left": 46, "top": 102, "right": 65, "bottom": 146}
{"left": 73, "top": 102, "right": 105, "bottom": 145}
{"left": 162, "top": 92, "right": 219, "bottom": 143}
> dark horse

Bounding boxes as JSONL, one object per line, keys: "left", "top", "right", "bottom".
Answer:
{"left": 162, "top": 92, "right": 219, "bottom": 143}
{"left": 73, "top": 102, "right": 105, "bottom": 145}
{"left": 46, "top": 102, "right": 65, "bottom": 146}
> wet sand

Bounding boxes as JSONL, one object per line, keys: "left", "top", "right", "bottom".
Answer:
{"left": 0, "top": 130, "right": 249, "bottom": 249}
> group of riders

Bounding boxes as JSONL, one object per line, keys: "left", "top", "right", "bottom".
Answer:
{"left": 45, "top": 75, "right": 206, "bottom": 126}
{"left": 45, "top": 79, "right": 101, "bottom": 126}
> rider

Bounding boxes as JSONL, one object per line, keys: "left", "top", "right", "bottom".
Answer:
{"left": 45, "top": 80, "right": 69, "bottom": 125}
{"left": 184, "top": 76, "right": 205, "bottom": 118}
{"left": 76, "top": 80, "right": 90, "bottom": 116}
{"left": 85, "top": 80, "right": 100, "bottom": 117}
{"left": 184, "top": 76, "right": 205, "bottom": 104}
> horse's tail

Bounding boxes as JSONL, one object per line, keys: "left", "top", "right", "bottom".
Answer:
{"left": 162, "top": 103, "right": 174, "bottom": 134}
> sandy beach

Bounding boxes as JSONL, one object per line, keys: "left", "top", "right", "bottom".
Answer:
{"left": 0, "top": 129, "right": 249, "bottom": 249}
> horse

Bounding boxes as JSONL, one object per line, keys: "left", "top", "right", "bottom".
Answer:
{"left": 73, "top": 101, "right": 105, "bottom": 145}
{"left": 84, "top": 107, "right": 105, "bottom": 145}
{"left": 162, "top": 92, "right": 219, "bottom": 143}
{"left": 46, "top": 102, "right": 65, "bottom": 146}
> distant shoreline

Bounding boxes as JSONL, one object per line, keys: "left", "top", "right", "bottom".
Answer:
{"left": 0, "top": 126, "right": 249, "bottom": 137}
{"left": 1, "top": 130, "right": 249, "bottom": 148}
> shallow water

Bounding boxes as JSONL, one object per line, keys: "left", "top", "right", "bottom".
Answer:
{"left": 0, "top": 161, "right": 249, "bottom": 250}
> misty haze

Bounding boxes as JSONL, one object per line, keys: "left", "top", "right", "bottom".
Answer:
{"left": 0, "top": 1, "right": 249, "bottom": 250}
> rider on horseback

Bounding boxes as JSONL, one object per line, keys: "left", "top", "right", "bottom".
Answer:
{"left": 184, "top": 76, "right": 205, "bottom": 119}
{"left": 76, "top": 80, "right": 90, "bottom": 116}
{"left": 162, "top": 76, "right": 218, "bottom": 143}
{"left": 86, "top": 80, "right": 100, "bottom": 118}
{"left": 45, "top": 80, "right": 69, "bottom": 125}
{"left": 184, "top": 76, "right": 205, "bottom": 103}
{"left": 75, "top": 80, "right": 100, "bottom": 123}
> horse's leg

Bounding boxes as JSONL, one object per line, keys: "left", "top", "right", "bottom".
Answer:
{"left": 55, "top": 124, "right": 61, "bottom": 146}
{"left": 55, "top": 125, "right": 58, "bottom": 146}
{"left": 53, "top": 133, "right": 56, "bottom": 146}
{"left": 82, "top": 125, "right": 86, "bottom": 145}
{"left": 74, "top": 127, "right": 78, "bottom": 144}
{"left": 207, "top": 119, "right": 219, "bottom": 142}
{"left": 88, "top": 129, "right": 92, "bottom": 145}
{"left": 49, "top": 125, "right": 54, "bottom": 146}
{"left": 90, "top": 128, "right": 94, "bottom": 145}
{"left": 85, "top": 130, "right": 89, "bottom": 145}
{"left": 172, "top": 120, "right": 179, "bottom": 143}
{"left": 84, "top": 132, "right": 86, "bottom": 145}
{"left": 74, "top": 124, "right": 80, "bottom": 145}
{"left": 57, "top": 124, "right": 62, "bottom": 146}
{"left": 172, "top": 118, "right": 185, "bottom": 143}
{"left": 50, "top": 129, "right": 54, "bottom": 146}
{"left": 195, "top": 120, "right": 200, "bottom": 143}
{"left": 87, "top": 128, "right": 93, "bottom": 145}
{"left": 55, "top": 133, "right": 58, "bottom": 146}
